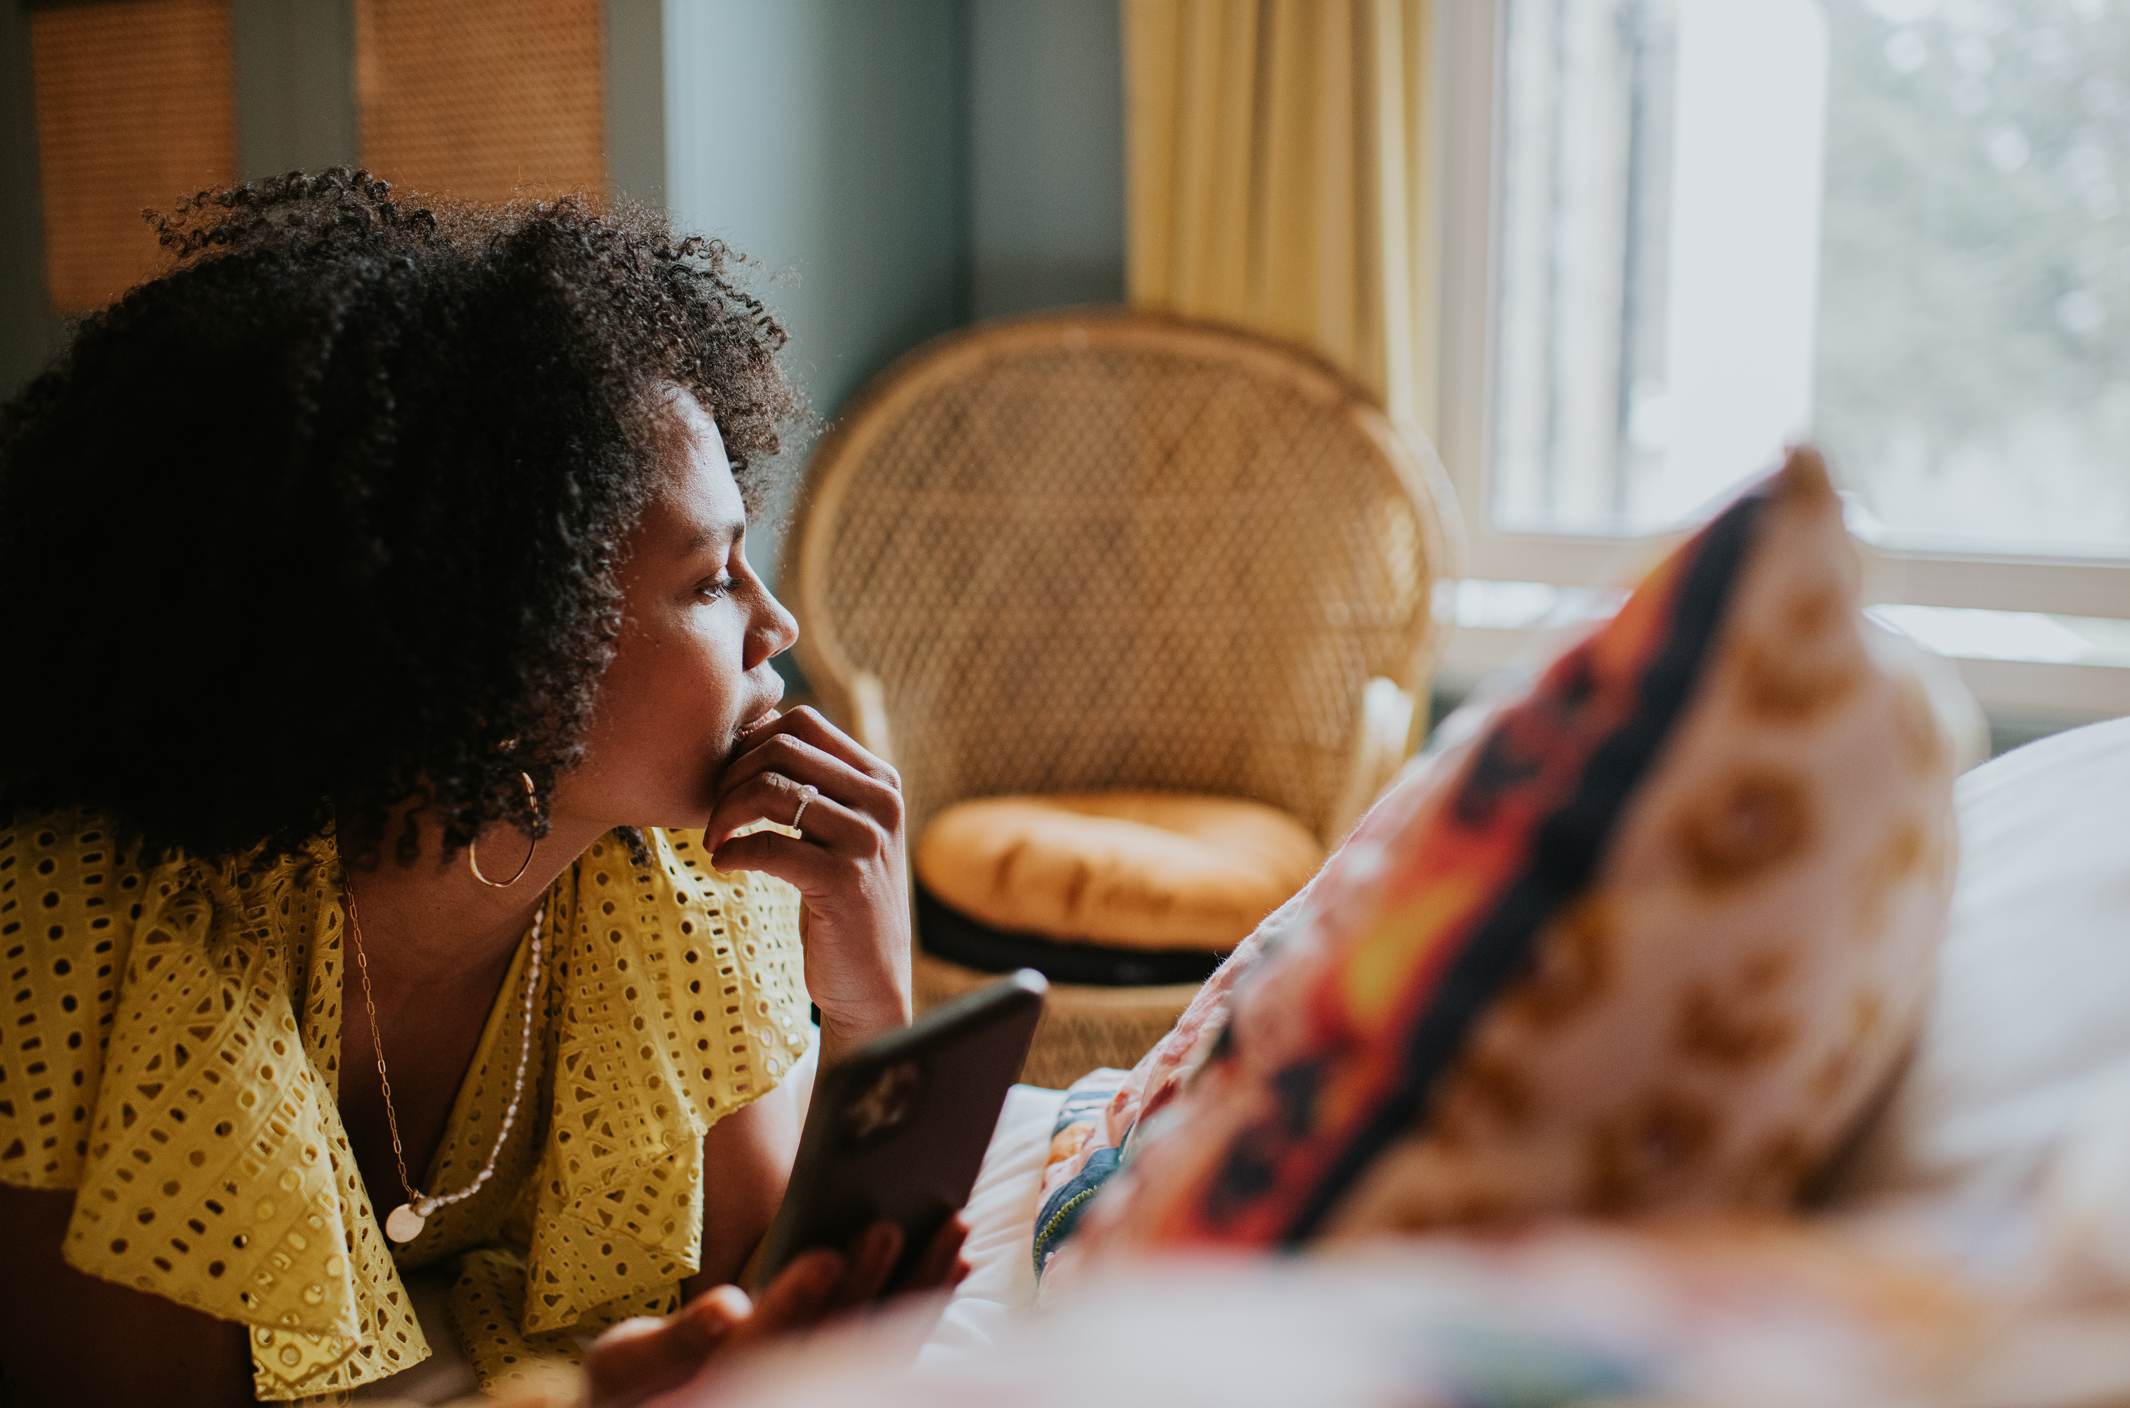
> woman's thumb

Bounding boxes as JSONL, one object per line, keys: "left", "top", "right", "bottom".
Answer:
{"left": 583, "top": 1286, "right": 752, "bottom": 1407}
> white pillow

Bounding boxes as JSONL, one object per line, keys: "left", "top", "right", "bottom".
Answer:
{"left": 1826, "top": 715, "right": 2130, "bottom": 1209}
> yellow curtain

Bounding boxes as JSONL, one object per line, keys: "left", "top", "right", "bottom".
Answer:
{"left": 1122, "top": 0, "right": 1437, "bottom": 433}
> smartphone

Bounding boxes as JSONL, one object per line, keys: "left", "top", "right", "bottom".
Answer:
{"left": 747, "top": 969, "right": 1048, "bottom": 1297}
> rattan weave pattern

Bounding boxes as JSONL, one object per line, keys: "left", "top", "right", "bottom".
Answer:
{"left": 913, "top": 949, "right": 1205, "bottom": 1093}
{"left": 29, "top": 0, "right": 238, "bottom": 313}
{"left": 354, "top": 0, "right": 605, "bottom": 204}
{"left": 789, "top": 311, "right": 1455, "bottom": 850}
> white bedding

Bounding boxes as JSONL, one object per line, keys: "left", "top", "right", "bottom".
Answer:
{"left": 917, "top": 1082, "right": 1065, "bottom": 1364}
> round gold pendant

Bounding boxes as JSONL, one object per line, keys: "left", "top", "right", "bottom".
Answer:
{"left": 385, "top": 1202, "right": 427, "bottom": 1243}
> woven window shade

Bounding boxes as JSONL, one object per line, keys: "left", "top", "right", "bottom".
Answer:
{"left": 354, "top": 0, "right": 606, "bottom": 204}
{"left": 29, "top": 0, "right": 238, "bottom": 313}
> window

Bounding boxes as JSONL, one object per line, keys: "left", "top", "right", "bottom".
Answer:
{"left": 1436, "top": 0, "right": 2130, "bottom": 719}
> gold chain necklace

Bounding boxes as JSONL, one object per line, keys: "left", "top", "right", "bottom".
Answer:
{"left": 342, "top": 878, "right": 547, "bottom": 1244}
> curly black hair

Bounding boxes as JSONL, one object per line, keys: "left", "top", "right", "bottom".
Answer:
{"left": 0, "top": 167, "right": 807, "bottom": 873}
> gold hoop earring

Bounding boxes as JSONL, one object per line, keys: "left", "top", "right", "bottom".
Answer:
{"left": 468, "top": 770, "right": 538, "bottom": 888}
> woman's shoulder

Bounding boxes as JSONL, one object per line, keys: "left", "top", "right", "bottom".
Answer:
{"left": 0, "top": 806, "right": 311, "bottom": 1189}
{"left": 0, "top": 806, "right": 422, "bottom": 1396}
{"left": 2, "top": 810, "right": 174, "bottom": 1187}
{"left": 0, "top": 802, "right": 233, "bottom": 964}
{"left": 583, "top": 822, "right": 804, "bottom": 938}
{"left": 450, "top": 824, "right": 820, "bottom": 1340}
{"left": 2, "top": 804, "right": 161, "bottom": 931}
{"left": 549, "top": 823, "right": 813, "bottom": 1119}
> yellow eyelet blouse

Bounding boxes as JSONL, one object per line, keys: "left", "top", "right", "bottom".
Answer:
{"left": 0, "top": 808, "right": 813, "bottom": 1404}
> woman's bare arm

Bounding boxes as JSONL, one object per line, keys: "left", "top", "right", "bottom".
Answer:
{"left": 683, "top": 1047, "right": 814, "bottom": 1297}
{"left": 0, "top": 1185, "right": 254, "bottom": 1407}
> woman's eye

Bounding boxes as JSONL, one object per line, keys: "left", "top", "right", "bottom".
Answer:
{"left": 696, "top": 577, "right": 738, "bottom": 602}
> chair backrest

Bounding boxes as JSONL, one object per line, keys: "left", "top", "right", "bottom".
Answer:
{"left": 786, "top": 310, "right": 1457, "bottom": 842}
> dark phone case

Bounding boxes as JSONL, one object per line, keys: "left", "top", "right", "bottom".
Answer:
{"left": 748, "top": 970, "right": 1047, "bottom": 1295}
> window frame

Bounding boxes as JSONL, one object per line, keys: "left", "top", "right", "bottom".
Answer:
{"left": 1430, "top": 0, "right": 2130, "bottom": 721}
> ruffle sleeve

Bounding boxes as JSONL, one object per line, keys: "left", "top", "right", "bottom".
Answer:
{"left": 512, "top": 825, "right": 813, "bottom": 1336}
{"left": 0, "top": 814, "right": 815, "bottom": 1402}
{"left": 0, "top": 810, "right": 433, "bottom": 1403}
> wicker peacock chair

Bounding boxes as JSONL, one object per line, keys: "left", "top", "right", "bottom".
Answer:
{"left": 785, "top": 309, "right": 1459, "bottom": 1087}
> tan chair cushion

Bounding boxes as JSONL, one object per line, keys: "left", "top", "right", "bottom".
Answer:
{"left": 914, "top": 792, "right": 1325, "bottom": 952}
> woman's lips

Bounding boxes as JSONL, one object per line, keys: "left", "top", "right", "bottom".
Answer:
{"left": 727, "top": 702, "right": 784, "bottom": 760}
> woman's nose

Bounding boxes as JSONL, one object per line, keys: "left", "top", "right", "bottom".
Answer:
{"left": 749, "top": 587, "right": 800, "bottom": 667}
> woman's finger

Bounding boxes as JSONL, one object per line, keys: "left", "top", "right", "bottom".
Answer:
{"left": 730, "top": 1247, "right": 844, "bottom": 1345}
{"left": 703, "top": 768, "right": 872, "bottom": 853}
{"left": 583, "top": 1285, "right": 750, "bottom": 1408}
{"left": 717, "top": 729, "right": 892, "bottom": 817}
{"left": 842, "top": 1221, "right": 965, "bottom": 1367}
{"left": 735, "top": 705, "right": 899, "bottom": 792}
{"left": 902, "top": 1214, "right": 971, "bottom": 1294}
{"left": 823, "top": 1220, "right": 904, "bottom": 1314}
{"left": 707, "top": 826, "right": 844, "bottom": 893}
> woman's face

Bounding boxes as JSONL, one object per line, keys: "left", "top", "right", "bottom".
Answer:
{"left": 554, "top": 385, "right": 799, "bottom": 832}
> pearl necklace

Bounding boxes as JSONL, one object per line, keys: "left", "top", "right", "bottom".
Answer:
{"left": 343, "top": 879, "right": 547, "bottom": 1244}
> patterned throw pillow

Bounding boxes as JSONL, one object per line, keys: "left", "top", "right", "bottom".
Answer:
{"left": 1034, "top": 448, "right": 1964, "bottom": 1282}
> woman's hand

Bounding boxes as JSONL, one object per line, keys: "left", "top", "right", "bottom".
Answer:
{"left": 705, "top": 706, "right": 913, "bottom": 1048}
{"left": 582, "top": 1216, "right": 971, "bottom": 1408}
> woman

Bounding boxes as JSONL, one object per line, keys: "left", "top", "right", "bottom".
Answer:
{"left": 0, "top": 169, "right": 962, "bottom": 1407}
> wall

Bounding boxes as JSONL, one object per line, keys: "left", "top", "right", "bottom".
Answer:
{"left": 656, "top": 0, "right": 969, "bottom": 598}
{"left": 965, "top": 0, "right": 1126, "bottom": 320}
{"left": 0, "top": 0, "right": 1129, "bottom": 498}
{"left": 662, "top": 0, "right": 1129, "bottom": 398}
{"left": 229, "top": 0, "right": 359, "bottom": 177}
{"left": 664, "top": 0, "right": 969, "bottom": 432}
{"left": 0, "top": 2, "right": 65, "bottom": 401}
